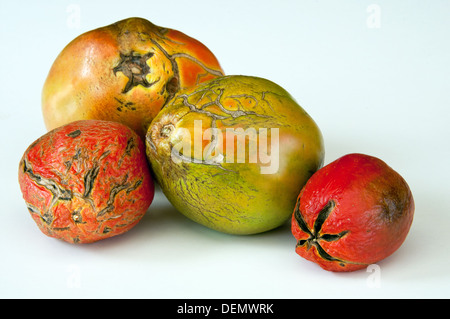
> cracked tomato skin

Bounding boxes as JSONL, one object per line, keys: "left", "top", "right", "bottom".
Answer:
{"left": 18, "top": 120, "right": 154, "bottom": 244}
{"left": 42, "top": 17, "right": 224, "bottom": 139}
{"left": 291, "top": 153, "right": 414, "bottom": 272}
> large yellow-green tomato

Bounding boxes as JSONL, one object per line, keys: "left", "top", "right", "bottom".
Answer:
{"left": 146, "top": 75, "right": 324, "bottom": 235}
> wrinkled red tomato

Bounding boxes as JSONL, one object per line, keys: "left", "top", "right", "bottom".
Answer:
{"left": 18, "top": 120, "right": 154, "bottom": 244}
{"left": 291, "top": 153, "right": 414, "bottom": 272}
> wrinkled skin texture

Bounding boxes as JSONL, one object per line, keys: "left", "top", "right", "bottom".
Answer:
{"left": 18, "top": 120, "right": 154, "bottom": 244}
{"left": 146, "top": 75, "right": 324, "bottom": 235}
{"left": 291, "top": 153, "right": 414, "bottom": 272}
{"left": 42, "top": 17, "right": 224, "bottom": 139}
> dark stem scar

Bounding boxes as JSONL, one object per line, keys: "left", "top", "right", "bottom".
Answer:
{"left": 113, "top": 51, "right": 157, "bottom": 93}
{"left": 294, "top": 199, "right": 350, "bottom": 266}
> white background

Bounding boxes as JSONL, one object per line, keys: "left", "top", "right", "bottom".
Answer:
{"left": 1, "top": 0, "right": 449, "bottom": 299}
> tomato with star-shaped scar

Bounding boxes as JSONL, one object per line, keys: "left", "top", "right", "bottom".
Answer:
{"left": 42, "top": 17, "right": 224, "bottom": 139}
{"left": 291, "top": 153, "right": 414, "bottom": 272}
